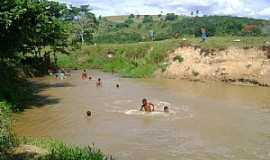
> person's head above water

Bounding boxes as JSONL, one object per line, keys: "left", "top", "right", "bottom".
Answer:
{"left": 164, "top": 106, "right": 169, "bottom": 113}
{"left": 86, "top": 111, "right": 91, "bottom": 117}
{"left": 116, "top": 84, "right": 120, "bottom": 88}
{"left": 142, "top": 98, "right": 147, "bottom": 105}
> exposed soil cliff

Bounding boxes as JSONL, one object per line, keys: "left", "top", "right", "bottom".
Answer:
{"left": 157, "top": 46, "right": 270, "bottom": 86}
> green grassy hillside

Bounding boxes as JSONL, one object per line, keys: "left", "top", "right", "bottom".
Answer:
{"left": 94, "top": 15, "right": 270, "bottom": 44}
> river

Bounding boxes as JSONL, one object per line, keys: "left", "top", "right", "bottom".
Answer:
{"left": 13, "top": 70, "right": 270, "bottom": 160}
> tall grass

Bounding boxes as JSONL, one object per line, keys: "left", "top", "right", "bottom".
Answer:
{"left": 58, "top": 39, "right": 182, "bottom": 77}
{"left": 0, "top": 101, "right": 14, "bottom": 160}
{"left": 18, "top": 137, "right": 110, "bottom": 160}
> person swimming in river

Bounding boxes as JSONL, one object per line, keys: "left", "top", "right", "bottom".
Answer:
{"left": 116, "top": 84, "right": 120, "bottom": 88}
{"left": 140, "top": 98, "right": 155, "bottom": 112}
{"left": 164, "top": 106, "right": 169, "bottom": 113}
{"left": 81, "top": 70, "right": 87, "bottom": 80}
{"left": 96, "top": 78, "right": 102, "bottom": 87}
{"left": 86, "top": 111, "right": 92, "bottom": 117}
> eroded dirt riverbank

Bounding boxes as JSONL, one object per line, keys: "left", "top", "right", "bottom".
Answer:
{"left": 157, "top": 46, "right": 270, "bottom": 87}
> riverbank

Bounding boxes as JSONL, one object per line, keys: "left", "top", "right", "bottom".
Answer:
{"left": 157, "top": 46, "right": 270, "bottom": 86}
{"left": 57, "top": 37, "right": 270, "bottom": 86}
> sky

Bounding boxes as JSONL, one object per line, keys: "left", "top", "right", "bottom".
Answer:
{"left": 56, "top": 0, "right": 270, "bottom": 19}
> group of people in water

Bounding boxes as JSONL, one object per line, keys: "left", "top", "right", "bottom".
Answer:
{"left": 81, "top": 70, "right": 110, "bottom": 88}
{"left": 140, "top": 98, "right": 169, "bottom": 113}
{"left": 79, "top": 69, "right": 170, "bottom": 117}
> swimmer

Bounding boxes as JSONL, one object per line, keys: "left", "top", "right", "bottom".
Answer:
{"left": 86, "top": 111, "right": 92, "bottom": 117}
{"left": 96, "top": 78, "right": 102, "bottom": 87}
{"left": 140, "top": 98, "right": 155, "bottom": 112}
{"left": 116, "top": 84, "right": 120, "bottom": 88}
{"left": 164, "top": 106, "right": 169, "bottom": 113}
{"left": 81, "top": 70, "right": 87, "bottom": 80}
{"left": 89, "top": 76, "right": 92, "bottom": 80}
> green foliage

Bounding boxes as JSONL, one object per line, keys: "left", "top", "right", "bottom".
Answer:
{"left": 0, "top": 61, "right": 36, "bottom": 111}
{"left": 94, "top": 32, "right": 142, "bottom": 43}
{"left": 58, "top": 39, "right": 182, "bottom": 77}
{"left": 143, "top": 15, "right": 154, "bottom": 23}
{"left": 170, "top": 16, "right": 266, "bottom": 37}
{"left": 0, "top": 101, "right": 14, "bottom": 158}
{"left": 165, "top": 13, "right": 178, "bottom": 21}
{"left": 97, "top": 15, "right": 269, "bottom": 43}
{"left": 71, "top": 5, "right": 98, "bottom": 45}
{"left": 128, "top": 14, "right": 135, "bottom": 19}
{"left": 124, "top": 18, "right": 134, "bottom": 26}
{"left": 0, "top": 0, "right": 70, "bottom": 58}
{"left": 18, "top": 138, "right": 109, "bottom": 160}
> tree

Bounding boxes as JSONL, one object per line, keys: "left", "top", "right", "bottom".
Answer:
{"left": 165, "top": 13, "right": 178, "bottom": 21}
{"left": 73, "top": 5, "right": 98, "bottom": 45}
{"left": 143, "top": 15, "right": 153, "bottom": 23}
{"left": 0, "top": 0, "right": 69, "bottom": 59}
{"left": 124, "top": 17, "right": 134, "bottom": 25}
{"left": 129, "top": 14, "right": 135, "bottom": 19}
{"left": 196, "top": 10, "right": 199, "bottom": 17}
{"left": 191, "top": 11, "right": 194, "bottom": 17}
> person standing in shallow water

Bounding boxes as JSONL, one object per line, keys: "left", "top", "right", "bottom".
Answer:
{"left": 81, "top": 70, "right": 87, "bottom": 80}
{"left": 201, "top": 27, "right": 208, "bottom": 42}
{"left": 96, "top": 78, "right": 102, "bottom": 87}
{"left": 140, "top": 98, "right": 155, "bottom": 112}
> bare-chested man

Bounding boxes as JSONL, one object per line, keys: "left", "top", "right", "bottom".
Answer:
{"left": 140, "top": 98, "right": 155, "bottom": 112}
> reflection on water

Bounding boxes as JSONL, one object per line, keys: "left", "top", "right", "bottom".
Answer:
{"left": 13, "top": 70, "right": 270, "bottom": 160}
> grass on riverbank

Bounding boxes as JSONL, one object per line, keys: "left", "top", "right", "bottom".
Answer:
{"left": 58, "top": 39, "right": 182, "bottom": 77}
{"left": 14, "top": 137, "right": 110, "bottom": 160}
{"left": 57, "top": 36, "right": 270, "bottom": 78}
{"left": 0, "top": 101, "right": 15, "bottom": 160}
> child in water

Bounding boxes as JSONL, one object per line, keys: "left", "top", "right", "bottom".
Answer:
{"left": 140, "top": 98, "right": 155, "bottom": 112}
{"left": 164, "top": 106, "right": 169, "bottom": 113}
{"left": 81, "top": 70, "right": 87, "bottom": 80}
{"left": 86, "top": 111, "right": 92, "bottom": 117}
{"left": 96, "top": 78, "right": 102, "bottom": 87}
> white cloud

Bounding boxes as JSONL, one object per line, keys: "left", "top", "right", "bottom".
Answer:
{"left": 259, "top": 6, "right": 270, "bottom": 16}
{"left": 56, "top": 0, "right": 270, "bottom": 19}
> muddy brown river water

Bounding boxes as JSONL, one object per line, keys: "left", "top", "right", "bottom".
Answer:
{"left": 13, "top": 70, "right": 270, "bottom": 160}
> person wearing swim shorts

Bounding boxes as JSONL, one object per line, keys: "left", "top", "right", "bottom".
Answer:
{"left": 81, "top": 70, "right": 87, "bottom": 80}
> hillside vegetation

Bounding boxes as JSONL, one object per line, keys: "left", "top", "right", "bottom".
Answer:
{"left": 94, "top": 14, "right": 270, "bottom": 43}
{"left": 58, "top": 36, "right": 270, "bottom": 78}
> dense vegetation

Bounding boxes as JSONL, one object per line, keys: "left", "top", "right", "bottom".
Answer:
{"left": 58, "top": 39, "right": 182, "bottom": 77}
{"left": 0, "top": 0, "right": 104, "bottom": 159}
{"left": 94, "top": 14, "right": 270, "bottom": 43}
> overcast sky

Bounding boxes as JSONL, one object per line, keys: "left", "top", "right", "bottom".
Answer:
{"left": 56, "top": 0, "right": 270, "bottom": 19}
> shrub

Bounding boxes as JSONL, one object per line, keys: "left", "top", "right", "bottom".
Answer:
{"left": 0, "top": 101, "right": 14, "bottom": 158}
{"left": 192, "top": 70, "right": 200, "bottom": 77}
{"left": 173, "top": 55, "right": 184, "bottom": 63}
